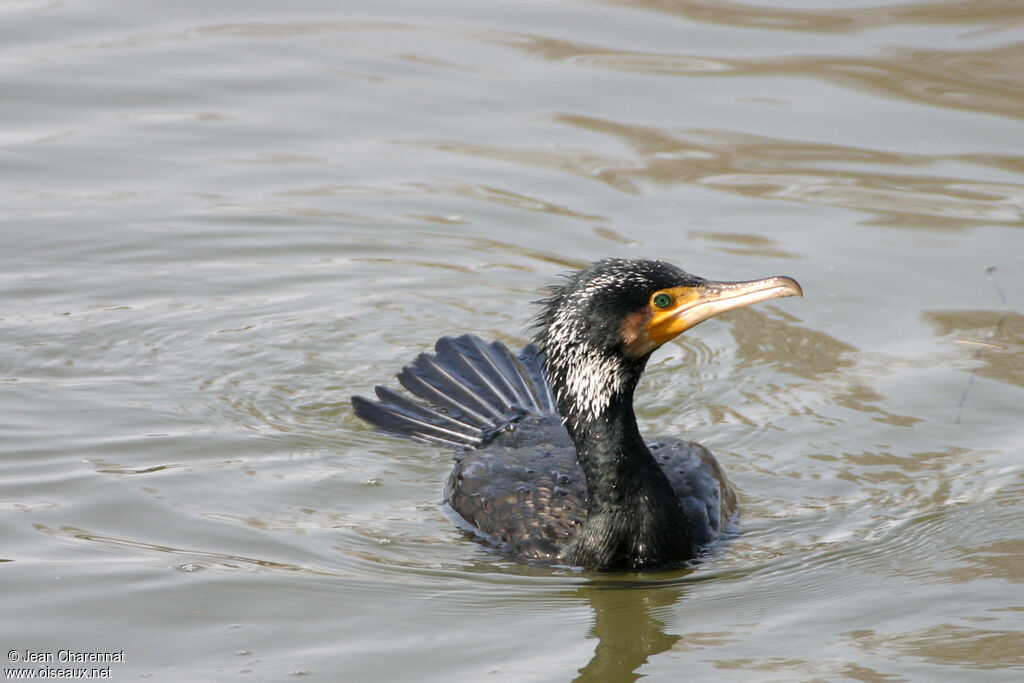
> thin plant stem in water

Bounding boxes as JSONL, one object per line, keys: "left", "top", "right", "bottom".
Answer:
{"left": 955, "top": 266, "right": 1009, "bottom": 425}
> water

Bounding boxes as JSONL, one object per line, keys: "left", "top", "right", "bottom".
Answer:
{"left": 2, "top": 0, "right": 1023, "bottom": 680}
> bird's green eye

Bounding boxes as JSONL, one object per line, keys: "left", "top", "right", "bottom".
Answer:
{"left": 653, "top": 293, "right": 673, "bottom": 309}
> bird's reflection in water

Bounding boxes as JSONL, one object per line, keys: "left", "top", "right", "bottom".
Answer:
{"left": 573, "top": 577, "right": 689, "bottom": 682}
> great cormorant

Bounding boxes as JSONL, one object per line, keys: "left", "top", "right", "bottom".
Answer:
{"left": 352, "top": 258, "right": 802, "bottom": 570}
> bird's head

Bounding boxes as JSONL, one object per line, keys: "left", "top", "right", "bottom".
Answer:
{"left": 534, "top": 258, "right": 802, "bottom": 423}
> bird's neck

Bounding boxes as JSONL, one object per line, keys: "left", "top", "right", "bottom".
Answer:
{"left": 562, "top": 388, "right": 697, "bottom": 570}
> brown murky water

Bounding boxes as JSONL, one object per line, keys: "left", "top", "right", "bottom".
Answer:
{"left": 2, "top": 0, "right": 1023, "bottom": 680}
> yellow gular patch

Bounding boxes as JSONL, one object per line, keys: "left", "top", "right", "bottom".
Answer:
{"left": 646, "top": 286, "right": 703, "bottom": 345}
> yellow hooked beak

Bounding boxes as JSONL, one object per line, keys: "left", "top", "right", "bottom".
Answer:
{"left": 647, "top": 276, "right": 803, "bottom": 345}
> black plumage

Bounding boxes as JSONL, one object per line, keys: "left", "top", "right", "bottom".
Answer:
{"left": 352, "top": 259, "right": 801, "bottom": 571}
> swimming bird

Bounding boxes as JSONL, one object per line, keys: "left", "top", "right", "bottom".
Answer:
{"left": 352, "top": 258, "right": 801, "bottom": 570}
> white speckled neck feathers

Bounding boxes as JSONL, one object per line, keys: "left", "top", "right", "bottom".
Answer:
{"left": 533, "top": 259, "right": 688, "bottom": 426}
{"left": 539, "top": 320, "right": 633, "bottom": 426}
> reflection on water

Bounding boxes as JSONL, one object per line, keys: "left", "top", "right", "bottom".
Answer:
{"left": 416, "top": 118, "right": 1024, "bottom": 225}
{"left": 573, "top": 581, "right": 686, "bottom": 682}
{"left": 846, "top": 623, "right": 1024, "bottom": 671}
{"left": 518, "top": 38, "right": 1024, "bottom": 121}
{"left": 603, "top": 0, "right": 1024, "bottom": 33}
{"left": 688, "top": 231, "right": 800, "bottom": 259}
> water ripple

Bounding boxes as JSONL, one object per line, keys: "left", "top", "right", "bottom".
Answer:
{"left": 414, "top": 120, "right": 1024, "bottom": 225}
{"left": 602, "top": 0, "right": 1024, "bottom": 34}
{"left": 499, "top": 34, "right": 1024, "bottom": 121}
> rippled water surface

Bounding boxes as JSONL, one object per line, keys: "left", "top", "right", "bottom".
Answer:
{"left": 3, "top": 0, "right": 1024, "bottom": 680}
